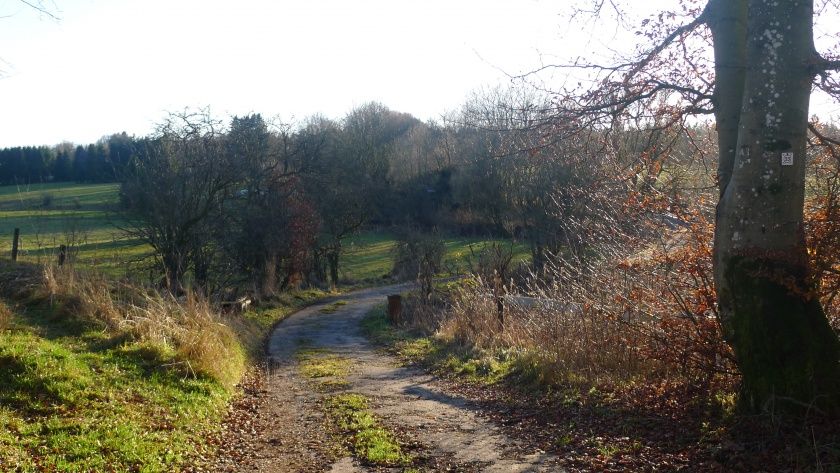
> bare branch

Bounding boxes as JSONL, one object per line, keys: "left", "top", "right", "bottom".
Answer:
{"left": 16, "top": 0, "right": 60, "bottom": 20}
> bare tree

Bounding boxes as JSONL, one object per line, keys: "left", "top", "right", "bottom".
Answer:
{"left": 120, "top": 109, "right": 235, "bottom": 293}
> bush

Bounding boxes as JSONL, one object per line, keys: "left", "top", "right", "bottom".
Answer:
{"left": 391, "top": 231, "right": 444, "bottom": 296}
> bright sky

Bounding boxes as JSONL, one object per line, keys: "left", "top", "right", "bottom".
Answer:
{"left": 0, "top": 0, "right": 579, "bottom": 147}
{"left": 0, "top": 1, "right": 838, "bottom": 148}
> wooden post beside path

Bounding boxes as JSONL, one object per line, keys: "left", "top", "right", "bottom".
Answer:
{"left": 387, "top": 294, "right": 402, "bottom": 325}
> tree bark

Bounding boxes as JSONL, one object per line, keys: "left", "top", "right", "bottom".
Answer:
{"left": 259, "top": 252, "right": 279, "bottom": 298}
{"left": 708, "top": 0, "right": 747, "bottom": 195}
{"left": 712, "top": 0, "right": 840, "bottom": 413}
{"left": 327, "top": 243, "right": 341, "bottom": 289}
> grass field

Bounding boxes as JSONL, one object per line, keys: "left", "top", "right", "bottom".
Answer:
{"left": 0, "top": 182, "right": 149, "bottom": 278}
{"left": 1, "top": 182, "right": 529, "bottom": 285}
{"left": 342, "top": 231, "right": 530, "bottom": 284}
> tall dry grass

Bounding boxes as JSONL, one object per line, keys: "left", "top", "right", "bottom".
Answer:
{"left": 428, "top": 187, "right": 733, "bottom": 390}
{"left": 431, "top": 212, "right": 734, "bottom": 389}
{"left": 437, "top": 276, "right": 651, "bottom": 386}
{"left": 40, "top": 265, "right": 245, "bottom": 389}
{"left": 0, "top": 299, "right": 11, "bottom": 330}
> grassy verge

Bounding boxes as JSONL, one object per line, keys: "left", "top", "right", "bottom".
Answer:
{"left": 360, "top": 301, "right": 840, "bottom": 471}
{"left": 234, "top": 288, "right": 336, "bottom": 357}
{"left": 0, "top": 259, "right": 349, "bottom": 471}
{"left": 243, "top": 289, "right": 335, "bottom": 331}
{"left": 295, "top": 346, "right": 413, "bottom": 467}
{"left": 361, "top": 305, "right": 517, "bottom": 386}
{"left": 0, "top": 287, "right": 231, "bottom": 471}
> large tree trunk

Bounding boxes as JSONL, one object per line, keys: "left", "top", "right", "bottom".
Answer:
{"left": 711, "top": 0, "right": 840, "bottom": 413}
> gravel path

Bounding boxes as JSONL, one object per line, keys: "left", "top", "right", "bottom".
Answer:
{"left": 253, "top": 284, "right": 558, "bottom": 472}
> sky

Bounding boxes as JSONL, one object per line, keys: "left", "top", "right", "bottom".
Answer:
{"left": 0, "top": 0, "right": 580, "bottom": 147}
{"left": 0, "top": 0, "right": 838, "bottom": 148}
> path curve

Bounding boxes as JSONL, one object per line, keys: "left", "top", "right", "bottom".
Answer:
{"left": 259, "top": 284, "right": 558, "bottom": 472}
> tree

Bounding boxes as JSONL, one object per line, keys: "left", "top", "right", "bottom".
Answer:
{"left": 221, "top": 114, "right": 319, "bottom": 297}
{"left": 120, "top": 110, "right": 234, "bottom": 292}
{"left": 545, "top": 0, "right": 840, "bottom": 413}
{"left": 302, "top": 115, "right": 367, "bottom": 287}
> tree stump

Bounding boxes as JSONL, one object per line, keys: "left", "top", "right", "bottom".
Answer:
{"left": 387, "top": 294, "right": 402, "bottom": 325}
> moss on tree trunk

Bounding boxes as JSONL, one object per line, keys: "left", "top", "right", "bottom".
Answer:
{"left": 725, "top": 255, "right": 840, "bottom": 414}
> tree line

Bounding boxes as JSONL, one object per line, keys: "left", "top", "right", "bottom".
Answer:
{"left": 112, "top": 99, "right": 550, "bottom": 295}
{"left": 112, "top": 92, "right": 696, "bottom": 297}
{"left": 0, "top": 133, "right": 135, "bottom": 185}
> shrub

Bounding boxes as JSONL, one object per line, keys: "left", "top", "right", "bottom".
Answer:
{"left": 40, "top": 192, "right": 54, "bottom": 208}
{"left": 391, "top": 231, "right": 444, "bottom": 296}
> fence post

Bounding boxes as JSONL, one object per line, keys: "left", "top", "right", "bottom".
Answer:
{"left": 11, "top": 228, "right": 20, "bottom": 262}
{"left": 58, "top": 245, "right": 67, "bottom": 266}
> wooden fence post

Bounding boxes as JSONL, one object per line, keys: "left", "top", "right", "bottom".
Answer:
{"left": 11, "top": 228, "right": 20, "bottom": 262}
{"left": 58, "top": 245, "right": 67, "bottom": 266}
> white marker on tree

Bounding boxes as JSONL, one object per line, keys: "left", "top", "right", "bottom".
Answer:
{"left": 781, "top": 152, "right": 793, "bottom": 166}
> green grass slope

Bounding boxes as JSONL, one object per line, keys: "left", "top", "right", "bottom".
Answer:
{"left": 0, "top": 299, "right": 230, "bottom": 472}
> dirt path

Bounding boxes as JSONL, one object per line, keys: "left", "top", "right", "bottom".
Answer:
{"left": 249, "top": 284, "right": 558, "bottom": 472}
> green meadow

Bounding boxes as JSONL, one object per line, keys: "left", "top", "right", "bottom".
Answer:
{"left": 1, "top": 182, "right": 529, "bottom": 284}
{"left": 342, "top": 231, "right": 530, "bottom": 284}
{"left": 0, "top": 182, "right": 149, "bottom": 278}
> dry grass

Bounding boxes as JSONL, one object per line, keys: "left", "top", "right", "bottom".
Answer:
{"left": 38, "top": 264, "right": 246, "bottom": 389}
{"left": 426, "top": 212, "right": 732, "bottom": 391}
{"left": 129, "top": 293, "right": 246, "bottom": 388}
{"left": 0, "top": 299, "right": 11, "bottom": 330}
{"left": 437, "top": 277, "right": 650, "bottom": 386}
{"left": 42, "top": 265, "right": 123, "bottom": 329}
